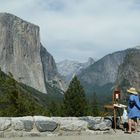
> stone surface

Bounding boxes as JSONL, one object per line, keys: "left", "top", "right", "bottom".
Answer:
{"left": 20, "top": 116, "right": 34, "bottom": 131}
{"left": 35, "top": 121, "right": 57, "bottom": 132}
{"left": 88, "top": 119, "right": 112, "bottom": 131}
{"left": 22, "top": 120, "right": 34, "bottom": 132}
{"left": 4, "top": 131, "right": 23, "bottom": 138}
{"left": 0, "top": 116, "right": 114, "bottom": 138}
{"left": 0, "top": 131, "right": 4, "bottom": 138}
{"left": 34, "top": 116, "right": 58, "bottom": 132}
{"left": 0, "top": 118, "right": 11, "bottom": 131}
{"left": 22, "top": 132, "right": 41, "bottom": 137}
{"left": 60, "top": 120, "right": 88, "bottom": 131}
{"left": 11, "top": 117, "right": 34, "bottom": 132}
{"left": 11, "top": 118, "right": 24, "bottom": 131}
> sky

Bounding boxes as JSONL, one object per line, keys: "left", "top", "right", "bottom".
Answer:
{"left": 0, "top": 0, "right": 140, "bottom": 62}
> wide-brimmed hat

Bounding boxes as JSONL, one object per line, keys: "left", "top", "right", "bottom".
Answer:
{"left": 127, "top": 87, "right": 138, "bottom": 95}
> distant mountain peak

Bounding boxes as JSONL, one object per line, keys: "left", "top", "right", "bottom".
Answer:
{"left": 85, "top": 57, "right": 95, "bottom": 67}
{"left": 57, "top": 57, "right": 95, "bottom": 84}
{"left": 88, "top": 57, "right": 94, "bottom": 63}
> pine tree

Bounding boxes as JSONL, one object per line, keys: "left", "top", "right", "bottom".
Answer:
{"left": 91, "top": 92, "right": 100, "bottom": 116}
{"left": 63, "top": 76, "right": 87, "bottom": 117}
{"left": 0, "top": 72, "right": 48, "bottom": 116}
{"left": 48, "top": 101, "right": 58, "bottom": 116}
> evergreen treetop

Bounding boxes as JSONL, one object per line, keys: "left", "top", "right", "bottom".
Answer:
{"left": 63, "top": 76, "right": 87, "bottom": 117}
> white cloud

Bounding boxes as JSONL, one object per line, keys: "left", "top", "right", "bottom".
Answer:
{"left": 0, "top": 0, "right": 140, "bottom": 62}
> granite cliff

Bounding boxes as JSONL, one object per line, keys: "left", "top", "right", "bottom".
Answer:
{"left": 117, "top": 49, "right": 140, "bottom": 94}
{"left": 78, "top": 48, "right": 140, "bottom": 102}
{"left": 0, "top": 13, "right": 63, "bottom": 93}
{"left": 40, "top": 45, "right": 66, "bottom": 91}
{"left": 78, "top": 50, "right": 127, "bottom": 88}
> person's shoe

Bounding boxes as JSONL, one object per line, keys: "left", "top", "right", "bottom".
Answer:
{"left": 124, "top": 131, "right": 132, "bottom": 134}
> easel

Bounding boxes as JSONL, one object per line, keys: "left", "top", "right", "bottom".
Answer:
{"left": 103, "top": 87, "right": 122, "bottom": 131}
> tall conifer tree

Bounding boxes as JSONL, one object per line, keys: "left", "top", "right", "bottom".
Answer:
{"left": 63, "top": 76, "right": 87, "bottom": 116}
{"left": 91, "top": 92, "right": 100, "bottom": 116}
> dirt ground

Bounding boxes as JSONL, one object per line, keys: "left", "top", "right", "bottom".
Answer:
{"left": 1, "top": 131, "right": 140, "bottom": 140}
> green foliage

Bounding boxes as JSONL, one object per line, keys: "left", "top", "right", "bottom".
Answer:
{"left": 90, "top": 92, "right": 100, "bottom": 116}
{"left": 63, "top": 76, "right": 87, "bottom": 117}
{"left": 79, "top": 79, "right": 113, "bottom": 105}
{"left": 21, "top": 81, "right": 64, "bottom": 107}
{"left": 0, "top": 71, "right": 48, "bottom": 117}
{"left": 48, "top": 101, "right": 64, "bottom": 116}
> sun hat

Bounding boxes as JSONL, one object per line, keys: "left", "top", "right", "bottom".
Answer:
{"left": 127, "top": 87, "right": 138, "bottom": 95}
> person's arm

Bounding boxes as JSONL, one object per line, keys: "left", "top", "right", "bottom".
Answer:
{"left": 134, "top": 95, "right": 140, "bottom": 110}
{"left": 129, "top": 95, "right": 135, "bottom": 107}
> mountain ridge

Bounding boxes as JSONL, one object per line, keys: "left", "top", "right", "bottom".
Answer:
{"left": 57, "top": 47, "right": 140, "bottom": 103}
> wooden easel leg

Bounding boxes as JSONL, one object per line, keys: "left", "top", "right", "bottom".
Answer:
{"left": 117, "top": 109, "right": 123, "bottom": 129}
{"left": 114, "top": 108, "right": 116, "bottom": 131}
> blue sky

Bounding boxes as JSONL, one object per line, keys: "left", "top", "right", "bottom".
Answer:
{"left": 0, "top": 0, "right": 140, "bottom": 62}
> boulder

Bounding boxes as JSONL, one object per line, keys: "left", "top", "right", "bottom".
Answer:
{"left": 52, "top": 117, "right": 88, "bottom": 131}
{"left": 0, "top": 118, "right": 11, "bottom": 131}
{"left": 88, "top": 119, "right": 112, "bottom": 131}
{"left": 11, "top": 116, "right": 33, "bottom": 131}
{"left": 21, "top": 116, "right": 34, "bottom": 131}
{"left": 60, "top": 120, "right": 87, "bottom": 131}
{"left": 34, "top": 116, "right": 58, "bottom": 132}
{"left": 11, "top": 118, "right": 24, "bottom": 131}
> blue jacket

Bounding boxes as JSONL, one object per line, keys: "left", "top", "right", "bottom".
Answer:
{"left": 128, "top": 94, "right": 140, "bottom": 119}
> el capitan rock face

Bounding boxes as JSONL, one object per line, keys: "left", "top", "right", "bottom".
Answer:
{"left": 0, "top": 13, "right": 47, "bottom": 93}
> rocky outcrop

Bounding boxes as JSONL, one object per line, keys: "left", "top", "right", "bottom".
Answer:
{"left": 117, "top": 49, "right": 140, "bottom": 92}
{"left": 0, "top": 116, "right": 112, "bottom": 138}
{"left": 0, "top": 13, "right": 46, "bottom": 93}
{"left": 78, "top": 51, "right": 127, "bottom": 87}
{"left": 40, "top": 45, "right": 58, "bottom": 82}
{"left": 40, "top": 45, "right": 66, "bottom": 91}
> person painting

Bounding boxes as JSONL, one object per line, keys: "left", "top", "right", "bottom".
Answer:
{"left": 126, "top": 87, "right": 140, "bottom": 134}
